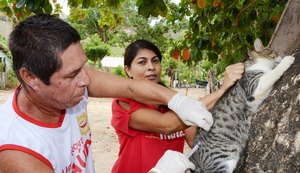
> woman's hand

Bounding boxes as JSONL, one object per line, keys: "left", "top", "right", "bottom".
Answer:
{"left": 149, "top": 150, "right": 195, "bottom": 173}
{"left": 221, "top": 62, "right": 244, "bottom": 90}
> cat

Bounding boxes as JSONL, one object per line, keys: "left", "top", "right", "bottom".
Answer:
{"left": 188, "top": 38, "right": 295, "bottom": 173}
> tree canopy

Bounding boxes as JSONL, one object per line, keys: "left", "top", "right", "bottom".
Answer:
{"left": 0, "top": 0, "right": 288, "bottom": 83}
{"left": 0, "top": 0, "right": 287, "bottom": 59}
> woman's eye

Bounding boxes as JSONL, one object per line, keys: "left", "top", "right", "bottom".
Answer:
{"left": 153, "top": 59, "right": 160, "bottom": 63}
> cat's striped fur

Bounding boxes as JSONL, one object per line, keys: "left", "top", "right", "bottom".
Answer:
{"left": 189, "top": 38, "right": 295, "bottom": 173}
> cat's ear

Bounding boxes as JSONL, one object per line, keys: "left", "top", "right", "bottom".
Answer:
{"left": 254, "top": 38, "right": 264, "bottom": 52}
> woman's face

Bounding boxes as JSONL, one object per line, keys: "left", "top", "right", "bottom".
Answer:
{"left": 125, "top": 48, "right": 161, "bottom": 83}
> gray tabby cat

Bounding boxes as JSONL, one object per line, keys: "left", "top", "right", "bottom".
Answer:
{"left": 189, "top": 38, "right": 295, "bottom": 173}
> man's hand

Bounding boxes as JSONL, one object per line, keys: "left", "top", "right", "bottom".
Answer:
{"left": 168, "top": 93, "right": 213, "bottom": 131}
{"left": 149, "top": 150, "right": 195, "bottom": 173}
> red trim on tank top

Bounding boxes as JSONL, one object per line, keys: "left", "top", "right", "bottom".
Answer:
{"left": 12, "top": 86, "right": 66, "bottom": 128}
{"left": 0, "top": 144, "right": 54, "bottom": 170}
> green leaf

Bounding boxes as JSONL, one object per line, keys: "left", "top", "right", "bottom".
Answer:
{"left": 137, "top": 4, "right": 151, "bottom": 18}
{"left": 28, "top": 0, "right": 42, "bottom": 11}
{"left": 107, "top": 0, "right": 123, "bottom": 9}
{"left": 43, "top": 1, "right": 52, "bottom": 14}
{"left": 192, "top": 22, "right": 199, "bottom": 34}
{"left": 68, "top": 0, "right": 81, "bottom": 8}
{"left": 16, "top": 0, "right": 26, "bottom": 8}
{"left": 207, "top": 52, "right": 218, "bottom": 63}
{"left": 137, "top": 0, "right": 167, "bottom": 18}
{"left": 2, "top": 6, "right": 12, "bottom": 17}
{"left": 156, "top": 0, "right": 167, "bottom": 17}
{"left": 82, "top": 0, "right": 90, "bottom": 8}
{"left": 136, "top": 0, "right": 142, "bottom": 6}
{"left": 0, "top": 0, "right": 8, "bottom": 8}
{"left": 196, "top": 39, "right": 203, "bottom": 49}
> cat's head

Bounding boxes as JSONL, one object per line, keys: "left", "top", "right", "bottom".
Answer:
{"left": 244, "top": 38, "right": 278, "bottom": 66}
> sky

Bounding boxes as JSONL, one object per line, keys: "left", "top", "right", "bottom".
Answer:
{"left": 57, "top": 0, "right": 70, "bottom": 15}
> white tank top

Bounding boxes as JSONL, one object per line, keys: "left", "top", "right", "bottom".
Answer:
{"left": 0, "top": 87, "right": 95, "bottom": 173}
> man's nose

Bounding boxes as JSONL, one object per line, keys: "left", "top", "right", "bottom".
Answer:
{"left": 78, "top": 68, "right": 90, "bottom": 86}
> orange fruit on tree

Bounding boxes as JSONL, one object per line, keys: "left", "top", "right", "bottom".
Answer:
{"left": 213, "top": 0, "right": 221, "bottom": 8}
{"left": 173, "top": 49, "right": 180, "bottom": 61}
{"left": 12, "top": 2, "right": 16, "bottom": 10}
{"left": 197, "top": 0, "right": 207, "bottom": 9}
{"left": 221, "top": 2, "right": 225, "bottom": 9}
{"left": 182, "top": 48, "right": 190, "bottom": 61}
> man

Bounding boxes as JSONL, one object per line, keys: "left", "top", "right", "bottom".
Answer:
{"left": 0, "top": 14, "right": 215, "bottom": 172}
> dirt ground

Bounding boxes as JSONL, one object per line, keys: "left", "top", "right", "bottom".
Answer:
{"left": 0, "top": 87, "right": 207, "bottom": 173}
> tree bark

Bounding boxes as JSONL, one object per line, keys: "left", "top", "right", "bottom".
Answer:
{"left": 236, "top": 0, "right": 300, "bottom": 172}
{"left": 206, "top": 69, "right": 217, "bottom": 94}
{"left": 268, "top": 0, "right": 300, "bottom": 56}
{"left": 236, "top": 54, "right": 300, "bottom": 173}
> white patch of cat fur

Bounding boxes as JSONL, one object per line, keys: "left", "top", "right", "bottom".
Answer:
{"left": 223, "top": 159, "right": 238, "bottom": 173}
{"left": 246, "top": 57, "right": 275, "bottom": 72}
{"left": 247, "top": 56, "right": 295, "bottom": 111}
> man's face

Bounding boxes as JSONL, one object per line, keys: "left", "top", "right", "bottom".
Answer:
{"left": 35, "top": 42, "right": 90, "bottom": 109}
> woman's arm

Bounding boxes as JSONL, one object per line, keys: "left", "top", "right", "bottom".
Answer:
{"left": 184, "top": 126, "right": 197, "bottom": 148}
{"left": 117, "top": 100, "right": 187, "bottom": 134}
{"left": 125, "top": 63, "right": 244, "bottom": 143}
{"left": 87, "top": 67, "right": 213, "bottom": 131}
{"left": 200, "top": 63, "right": 244, "bottom": 109}
{"left": 185, "top": 63, "right": 245, "bottom": 147}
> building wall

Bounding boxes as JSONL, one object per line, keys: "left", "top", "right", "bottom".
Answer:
{"left": 0, "top": 19, "right": 13, "bottom": 40}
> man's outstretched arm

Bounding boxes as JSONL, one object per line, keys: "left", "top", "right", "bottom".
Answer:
{"left": 86, "top": 67, "right": 213, "bottom": 131}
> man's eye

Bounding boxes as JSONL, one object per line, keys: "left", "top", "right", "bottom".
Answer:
{"left": 67, "top": 73, "right": 77, "bottom": 78}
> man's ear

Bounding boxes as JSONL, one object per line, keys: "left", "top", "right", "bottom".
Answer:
{"left": 19, "top": 67, "right": 39, "bottom": 90}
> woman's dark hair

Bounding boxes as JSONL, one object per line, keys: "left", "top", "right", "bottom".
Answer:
{"left": 124, "top": 39, "right": 162, "bottom": 68}
{"left": 9, "top": 14, "right": 81, "bottom": 85}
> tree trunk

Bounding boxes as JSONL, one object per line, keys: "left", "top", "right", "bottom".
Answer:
{"left": 206, "top": 69, "right": 217, "bottom": 94}
{"left": 268, "top": 0, "right": 300, "bottom": 56}
{"left": 235, "top": 54, "right": 300, "bottom": 173}
{"left": 236, "top": 0, "right": 300, "bottom": 172}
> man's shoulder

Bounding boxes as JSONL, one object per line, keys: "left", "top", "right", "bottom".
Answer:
{"left": 0, "top": 94, "right": 14, "bottom": 117}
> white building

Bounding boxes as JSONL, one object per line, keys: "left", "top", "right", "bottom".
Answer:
{"left": 0, "top": 15, "right": 12, "bottom": 40}
{"left": 100, "top": 56, "right": 124, "bottom": 73}
{"left": 101, "top": 56, "right": 124, "bottom": 68}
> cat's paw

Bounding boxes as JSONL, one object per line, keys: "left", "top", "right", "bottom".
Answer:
{"left": 282, "top": 55, "right": 295, "bottom": 64}
{"left": 280, "top": 55, "right": 295, "bottom": 69}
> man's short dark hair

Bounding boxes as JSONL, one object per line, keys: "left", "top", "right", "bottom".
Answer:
{"left": 9, "top": 14, "right": 81, "bottom": 85}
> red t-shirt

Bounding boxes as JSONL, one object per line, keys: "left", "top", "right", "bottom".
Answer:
{"left": 111, "top": 98, "right": 185, "bottom": 173}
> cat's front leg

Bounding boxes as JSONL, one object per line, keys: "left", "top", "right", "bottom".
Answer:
{"left": 252, "top": 55, "right": 295, "bottom": 100}
{"left": 276, "top": 55, "right": 295, "bottom": 70}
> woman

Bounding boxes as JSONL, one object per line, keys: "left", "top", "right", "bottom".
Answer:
{"left": 111, "top": 40, "right": 244, "bottom": 173}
